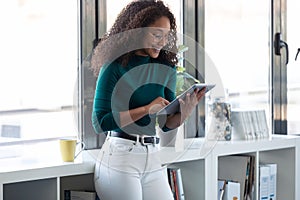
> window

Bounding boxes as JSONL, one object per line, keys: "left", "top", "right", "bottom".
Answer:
{"left": 205, "top": 0, "right": 271, "bottom": 130}
{"left": 287, "top": 0, "right": 300, "bottom": 134}
{"left": 106, "top": 0, "right": 182, "bottom": 32}
{"left": 0, "top": 0, "right": 78, "bottom": 145}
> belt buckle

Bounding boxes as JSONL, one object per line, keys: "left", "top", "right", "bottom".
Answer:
{"left": 140, "top": 135, "right": 147, "bottom": 145}
{"left": 140, "top": 136, "right": 158, "bottom": 145}
{"left": 140, "top": 135, "right": 153, "bottom": 145}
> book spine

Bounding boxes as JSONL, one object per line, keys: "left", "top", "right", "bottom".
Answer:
{"left": 64, "top": 190, "right": 71, "bottom": 200}
{"left": 259, "top": 166, "right": 270, "bottom": 200}
{"left": 258, "top": 110, "right": 269, "bottom": 138}
{"left": 269, "top": 166, "right": 277, "bottom": 200}
{"left": 250, "top": 111, "right": 259, "bottom": 139}
{"left": 243, "top": 158, "right": 251, "bottom": 200}
{"left": 248, "top": 156, "right": 256, "bottom": 200}
{"left": 175, "top": 168, "right": 185, "bottom": 200}
{"left": 167, "top": 167, "right": 185, "bottom": 200}
{"left": 246, "top": 111, "right": 255, "bottom": 139}
{"left": 265, "top": 164, "right": 277, "bottom": 200}
{"left": 172, "top": 170, "right": 180, "bottom": 200}
{"left": 218, "top": 180, "right": 226, "bottom": 200}
{"left": 167, "top": 168, "right": 176, "bottom": 198}
{"left": 255, "top": 111, "right": 262, "bottom": 139}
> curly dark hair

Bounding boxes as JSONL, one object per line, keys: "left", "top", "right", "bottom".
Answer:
{"left": 91, "top": 0, "right": 178, "bottom": 76}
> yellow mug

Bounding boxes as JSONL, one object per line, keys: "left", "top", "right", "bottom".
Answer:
{"left": 59, "top": 138, "right": 85, "bottom": 162}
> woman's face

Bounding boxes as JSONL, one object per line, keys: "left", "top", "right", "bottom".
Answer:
{"left": 136, "top": 16, "right": 171, "bottom": 58}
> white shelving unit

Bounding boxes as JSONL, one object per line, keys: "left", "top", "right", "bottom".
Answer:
{"left": 0, "top": 135, "right": 299, "bottom": 200}
{"left": 159, "top": 135, "right": 300, "bottom": 200}
{"left": 0, "top": 152, "right": 95, "bottom": 200}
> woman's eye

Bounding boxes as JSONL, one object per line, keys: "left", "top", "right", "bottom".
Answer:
{"left": 154, "top": 34, "right": 163, "bottom": 40}
{"left": 149, "top": 31, "right": 170, "bottom": 43}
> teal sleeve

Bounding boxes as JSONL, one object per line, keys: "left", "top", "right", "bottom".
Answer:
{"left": 92, "top": 64, "right": 121, "bottom": 134}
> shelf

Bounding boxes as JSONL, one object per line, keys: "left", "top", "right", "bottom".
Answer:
{"left": 0, "top": 157, "right": 94, "bottom": 184}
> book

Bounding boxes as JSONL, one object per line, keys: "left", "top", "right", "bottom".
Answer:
{"left": 231, "top": 109, "right": 269, "bottom": 140}
{"left": 246, "top": 111, "right": 255, "bottom": 139}
{"left": 259, "top": 165, "right": 270, "bottom": 200}
{"left": 224, "top": 180, "right": 240, "bottom": 200}
{"left": 167, "top": 167, "right": 185, "bottom": 200}
{"left": 231, "top": 110, "right": 247, "bottom": 140}
{"left": 262, "top": 163, "right": 277, "bottom": 200}
{"left": 64, "top": 190, "right": 99, "bottom": 200}
{"left": 246, "top": 156, "right": 256, "bottom": 200}
{"left": 218, "top": 180, "right": 226, "bottom": 200}
{"left": 218, "top": 155, "right": 254, "bottom": 200}
{"left": 250, "top": 111, "right": 260, "bottom": 139}
{"left": 257, "top": 110, "right": 269, "bottom": 138}
{"left": 267, "top": 164, "right": 277, "bottom": 200}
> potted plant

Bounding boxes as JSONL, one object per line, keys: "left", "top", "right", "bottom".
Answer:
{"left": 176, "top": 45, "right": 200, "bottom": 96}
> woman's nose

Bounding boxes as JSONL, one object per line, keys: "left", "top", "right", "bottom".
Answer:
{"left": 158, "top": 35, "right": 168, "bottom": 46}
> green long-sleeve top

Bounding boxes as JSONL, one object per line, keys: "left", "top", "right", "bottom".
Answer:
{"left": 92, "top": 55, "right": 177, "bottom": 136}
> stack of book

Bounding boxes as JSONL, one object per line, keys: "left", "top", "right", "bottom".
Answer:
{"left": 218, "top": 155, "right": 256, "bottom": 200}
{"left": 259, "top": 163, "right": 277, "bottom": 200}
{"left": 64, "top": 190, "right": 100, "bottom": 200}
{"left": 231, "top": 109, "right": 269, "bottom": 140}
{"left": 167, "top": 166, "right": 185, "bottom": 200}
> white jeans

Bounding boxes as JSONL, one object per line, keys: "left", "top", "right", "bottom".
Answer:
{"left": 94, "top": 136, "right": 174, "bottom": 200}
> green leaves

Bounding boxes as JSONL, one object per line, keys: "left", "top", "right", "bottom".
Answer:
{"left": 175, "top": 44, "right": 200, "bottom": 96}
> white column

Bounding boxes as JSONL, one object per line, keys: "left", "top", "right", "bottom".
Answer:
{"left": 57, "top": 177, "right": 60, "bottom": 200}
{"left": 0, "top": 183, "right": 3, "bottom": 200}
{"left": 295, "top": 138, "right": 300, "bottom": 200}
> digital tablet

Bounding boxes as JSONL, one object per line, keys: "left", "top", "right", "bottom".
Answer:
{"left": 156, "top": 83, "right": 216, "bottom": 115}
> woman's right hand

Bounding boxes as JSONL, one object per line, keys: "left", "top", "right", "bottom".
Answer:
{"left": 144, "top": 97, "right": 170, "bottom": 115}
{"left": 179, "top": 88, "right": 206, "bottom": 120}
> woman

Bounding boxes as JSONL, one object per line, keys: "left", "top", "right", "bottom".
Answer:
{"left": 91, "top": 1, "right": 205, "bottom": 199}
